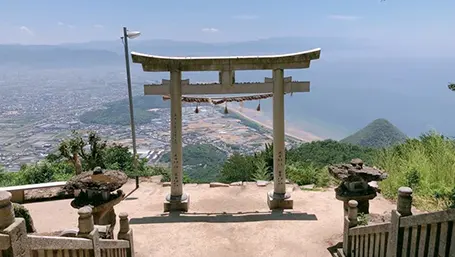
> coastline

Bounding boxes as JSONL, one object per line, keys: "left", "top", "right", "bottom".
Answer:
{"left": 228, "top": 104, "right": 322, "bottom": 142}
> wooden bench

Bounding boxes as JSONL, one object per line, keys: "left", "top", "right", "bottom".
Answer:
{"left": 0, "top": 181, "right": 67, "bottom": 203}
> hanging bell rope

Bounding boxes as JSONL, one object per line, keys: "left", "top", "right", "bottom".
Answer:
{"left": 194, "top": 103, "right": 199, "bottom": 113}
{"left": 224, "top": 102, "right": 229, "bottom": 114}
{"left": 162, "top": 93, "right": 275, "bottom": 105}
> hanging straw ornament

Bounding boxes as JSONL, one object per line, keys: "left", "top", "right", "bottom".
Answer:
{"left": 194, "top": 103, "right": 199, "bottom": 114}
{"left": 224, "top": 102, "right": 229, "bottom": 114}
{"left": 256, "top": 99, "right": 261, "bottom": 112}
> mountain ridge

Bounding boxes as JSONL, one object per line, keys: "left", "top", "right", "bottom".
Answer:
{"left": 340, "top": 118, "right": 408, "bottom": 148}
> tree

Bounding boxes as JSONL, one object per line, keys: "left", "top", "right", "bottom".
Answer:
{"left": 58, "top": 131, "right": 84, "bottom": 175}
{"left": 251, "top": 159, "right": 271, "bottom": 181}
{"left": 220, "top": 153, "right": 256, "bottom": 183}
{"left": 79, "top": 131, "right": 107, "bottom": 170}
{"left": 448, "top": 83, "right": 455, "bottom": 91}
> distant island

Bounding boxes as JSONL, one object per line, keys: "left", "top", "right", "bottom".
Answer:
{"left": 79, "top": 96, "right": 169, "bottom": 125}
{"left": 341, "top": 118, "right": 407, "bottom": 148}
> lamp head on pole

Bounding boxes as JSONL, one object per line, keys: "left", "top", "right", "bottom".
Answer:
{"left": 127, "top": 31, "right": 141, "bottom": 39}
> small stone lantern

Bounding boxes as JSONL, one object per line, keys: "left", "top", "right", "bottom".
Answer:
{"left": 64, "top": 167, "right": 128, "bottom": 238}
{"left": 329, "top": 158, "right": 388, "bottom": 215}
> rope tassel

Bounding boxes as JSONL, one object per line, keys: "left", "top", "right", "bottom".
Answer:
{"left": 195, "top": 104, "right": 199, "bottom": 114}
{"left": 224, "top": 103, "right": 229, "bottom": 114}
{"left": 256, "top": 100, "right": 261, "bottom": 112}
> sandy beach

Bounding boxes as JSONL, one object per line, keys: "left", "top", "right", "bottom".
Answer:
{"left": 228, "top": 104, "right": 322, "bottom": 142}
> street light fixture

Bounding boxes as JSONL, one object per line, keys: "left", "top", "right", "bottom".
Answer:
{"left": 121, "top": 27, "right": 140, "bottom": 188}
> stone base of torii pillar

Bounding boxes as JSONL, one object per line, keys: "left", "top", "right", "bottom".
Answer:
{"left": 164, "top": 193, "right": 190, "bottom": 212}
{"left": 267, "top": 192, "right": 293, "bottom": 209}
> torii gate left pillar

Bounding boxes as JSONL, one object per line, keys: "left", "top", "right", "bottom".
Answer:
{"left": 165, "top": 70, "right": 189, "bottom": 212}
{"left": 131, "top": 49, "right": 321, "bottom": 212}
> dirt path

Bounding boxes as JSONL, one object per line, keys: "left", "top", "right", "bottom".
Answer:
{"left": 24, "top": 181, "right": 399, "bottom": 257}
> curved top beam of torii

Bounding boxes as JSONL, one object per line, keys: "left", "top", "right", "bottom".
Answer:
{"left": 131, "top": 48, "right": 321, "bottom": 72}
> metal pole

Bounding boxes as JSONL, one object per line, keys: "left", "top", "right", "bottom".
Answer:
{"left": 122, "top": 27, "right": 139, "bottom": 188}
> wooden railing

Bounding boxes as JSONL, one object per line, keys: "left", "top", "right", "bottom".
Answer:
{"left": 0, "top": 190, "right": 135, "bottom": 257}
{"left": 342, "top": 187, "right": 455, "bottom": 257}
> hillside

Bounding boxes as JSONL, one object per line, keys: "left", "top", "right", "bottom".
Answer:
{"left": 340, "top": 118, "right": 407, "bottom": 148}
{"left": 79, "top": 96, "right": 169, "bottom": 125}
{"left": 160, "top": 144, "right": 228, "bottom": 182}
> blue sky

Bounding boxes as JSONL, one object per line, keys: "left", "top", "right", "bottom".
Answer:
{"left": 1, "top": 0, "right": 454, "bottom": 52}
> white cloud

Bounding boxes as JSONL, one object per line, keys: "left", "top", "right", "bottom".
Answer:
{"left": 57, "top": 22, "right": 75, "bottom": 29}
{"left": 93, "top": 24, "right": 104, "bottom": 29}
{"left": 19, "top": 26, "right": 34, "bottom": 35}
{"left": 201, "top": 27, "right": 219, "bottom": 33}
{"left": 328, "top": 15, "right": 360, "bottom": 21}
{"left": 232, "top": 15, "right": 258, "bottom": 20}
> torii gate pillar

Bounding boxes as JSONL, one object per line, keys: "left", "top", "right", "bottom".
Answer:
{"left": 268, "top": 69, "right": 293, "bottom": 209}
{"left": 164, "top": 70, "right": 189, "bottom": 212}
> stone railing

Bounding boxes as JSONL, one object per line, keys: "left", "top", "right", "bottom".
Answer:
{"left": 0, "top": 191, "right": 135, "bottom": 257}
{"left": 341, "top": 187, "right": 455, "bottom": 257}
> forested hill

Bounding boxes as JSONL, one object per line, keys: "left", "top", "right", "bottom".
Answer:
{"left": 79, "top": 96, "right": 169, "bottom": 125}
{"left": 340, "top": 118, "right": 407, "bottom": 148}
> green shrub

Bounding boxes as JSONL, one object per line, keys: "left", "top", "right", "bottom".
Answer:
{"left": 251, "top": 159, "right": 271, "bottom": 181}
{"left": 286, "top": 162, "right": 331, "bottom": 187}
{"left": 375, "top": 131, "right": 455, "bottom": 210}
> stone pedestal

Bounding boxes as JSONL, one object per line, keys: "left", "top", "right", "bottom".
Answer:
{"left": 336, "top": 192, "right": 376, "bottom": 215}
{"left": 164, "top": 193, "right": 189, "bottom": 212}
{"left": 267, "top": 192, "right": 293, "bottom": 210}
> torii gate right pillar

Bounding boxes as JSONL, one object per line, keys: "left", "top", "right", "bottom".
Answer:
{"left": 268, "top": 68, "right": 293, "bottom": 209}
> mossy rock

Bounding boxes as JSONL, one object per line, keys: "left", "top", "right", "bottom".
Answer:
{"left": 13, "top": 203, "right": 36, "bottom": 233}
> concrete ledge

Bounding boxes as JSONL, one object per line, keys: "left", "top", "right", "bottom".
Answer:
{"left": 267, "top": 193, "right": 293, "bottom": 210}
{"left": 164, "top": 194, "right": 190, "bottom": 212}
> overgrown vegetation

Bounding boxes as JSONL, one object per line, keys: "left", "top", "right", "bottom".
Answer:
{"left": 161, "top": 144, "right": 228, "bottom": 182}
{"left": 0, "top": 130, "right": 160, "bottom": 187}
{"left": 1, "top": 123, "right": 454, "bottom": 212}
{"left": 375, "top": 131, "right": 455, "bottom": 210}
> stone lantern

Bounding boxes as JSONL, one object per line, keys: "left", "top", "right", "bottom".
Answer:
{"left": 64, "top": 167, "right": 128, "bottom": 238}
{"left": 329, "top": 159, "right": 388, "bottom": 215}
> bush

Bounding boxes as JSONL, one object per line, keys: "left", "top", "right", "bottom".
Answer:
{"left": 286, "top": 162, "right": 331, "bottom": 187}
{"left": 251, "top": 159, "right": 271, "bottom": 181}
{"left": 375, "top": 131, "right": 455, "bottom": 210}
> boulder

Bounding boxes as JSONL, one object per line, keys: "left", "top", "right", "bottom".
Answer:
{"left": 162, "top": 182, "right": 171, "bottom": 187}
{"left": 210, "top": 182, "right": 230, "bottom": 188}
{"left": 256, "top": 180, "right": 269, "bottom": 187}
{"left": 302, "top": 184, "right": 315, "bottom": 190}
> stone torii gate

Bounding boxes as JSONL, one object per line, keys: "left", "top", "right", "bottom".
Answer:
{"left": 131, "top": 49, "right": 321, "bottom": 212}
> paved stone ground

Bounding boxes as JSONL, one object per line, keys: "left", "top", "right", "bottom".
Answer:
{"left": 24, "top": 180, "right": 399, "bottom": 257}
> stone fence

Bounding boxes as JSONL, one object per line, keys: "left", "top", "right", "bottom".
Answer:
{"left": 0, "top": 191, "right": 135, "bottom": 257}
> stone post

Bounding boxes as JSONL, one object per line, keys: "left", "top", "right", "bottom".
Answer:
{"left": 117, "top": 212, "right": 130, "bottom": 239}
{"left": 0, "top": 191, "right": 30, "bottom": 257}
{"left": 117, "top": 213, "right": 135, "bottom": 257}
{"left": 78, "top": 206, "right": 94, "bottom": 238}
{"left": 78, "top": 206, "right": 101, "bottom": 257}
{"left": 397, "top": 187, "right": 413, "bottom": 217}
{"left": 268, "top": 68, "right": 293, "bottom": 209}
{"left": 347, "top": 200, "right": 358, "bottom": 227}
{"left": 0, "top": 191, "right": 15, "bottom": 230}
{"left": 343, "top": 200, "right": 358, "bottom": 255}
{"left": 164, "top": 70, "right": 189, "bottom": 212}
